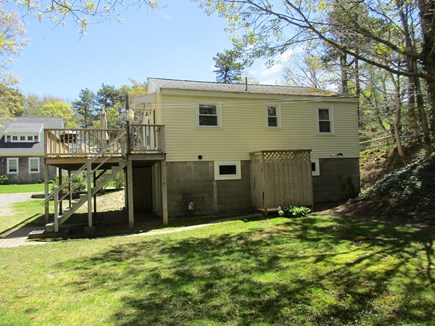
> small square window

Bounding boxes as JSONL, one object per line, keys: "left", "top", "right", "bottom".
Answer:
{"left": 20, "top": 136, "right": 26, "bottom": 141}
{"left": 28, "top": 136, "right": 33, "bottom": 141}
{"left": 12, "top": 136, "right": 18, "bottom": 141}
{"left": 198, "top": 104, "right": 219, "bottom": 127}
{"left": 214, "top": 161, "right": 241, "bottom": 180}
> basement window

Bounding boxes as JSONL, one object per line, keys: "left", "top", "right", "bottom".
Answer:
{"left": 311, "top": 159, "right": 320, "bottom": 176}
{"left": 214, "top": 161, "right": 241, "bottom": 180}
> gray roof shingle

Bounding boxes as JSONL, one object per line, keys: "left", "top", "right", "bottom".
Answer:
{"left": 0, "top": 117, "right": 64, "bottom": 155}
{"left": 148, "top": 77, "right": 340, "bottom": 97}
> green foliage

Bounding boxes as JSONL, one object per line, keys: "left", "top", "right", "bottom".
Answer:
{"left": 282, "top": 205, "right": 311, "bottom": 217}
{"left": 113, "top": 171, "right": 124, "bottom": 189}
{"left": 0, "top": 83, "right": 25, "bottom": 118}
{"left": 0, "top": 175, "right": 8, "bottom": 185}
{"left": 213, "top": 48, "right": 251, "bottom": 83}
{"left": 364, "top": 152, "right": 435, "bottom": 221}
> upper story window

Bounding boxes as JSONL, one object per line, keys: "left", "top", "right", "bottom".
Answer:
{"left": 267, "top": 106, "right": 280, "bottom": 128}
{"left": 8, "top": 133, "right": 40, "bottom": 143}
{"left": 198, "top": 104, "right": 219, "bottom": 127}
{"left": 7, "top": 158, "right": 18, "bottom": 174}
{"left": 317, "top": 108, "right": 333, "bottom": 134}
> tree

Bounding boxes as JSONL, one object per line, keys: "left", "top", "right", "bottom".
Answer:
{"left": 0, "top": 83, "right": 25, "bottom": 120}
{"left": 213, "top": 49, "right": 250, "bottom": 83}
{"left": 197, "top": 0, "right": 434, "bottom": 150}
{"left": 39, "top": 101, "right": 77, "bottom": 127}
{"left": 282, "top": 46, "right": 333, "bottom": 90}
{"left": 72, "top": 88, "right": 97, "bottom": 128}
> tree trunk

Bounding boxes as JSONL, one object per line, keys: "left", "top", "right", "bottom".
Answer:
{"left": 418, "top": 0, "right": 435, "bottom": 145}
{"left": 340, "top": 52, "right": 348, "bottom": 95}
{"left": 391, "top": 73, "right": 405, "bottom": 157}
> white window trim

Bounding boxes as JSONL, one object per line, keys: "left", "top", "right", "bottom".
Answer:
{"left": 214, "top": 161, "right": 241, "bottom": 180}
{"left": 316, "top": 107, "right": 334, "bottom": 135}
{"left": 7, "top": 158, "right": 18, "bottom": 174}
{"left": 197, "top": 103, "right": 221, "bottom": 128}
{"left": 29, "top": 157, "right": 40, "bottom": 174}
{"left": 311, "top": 158, "right": 320, "bottom": 176}
{"left": 266, "top": 105, "right": 281, "bottom": 128}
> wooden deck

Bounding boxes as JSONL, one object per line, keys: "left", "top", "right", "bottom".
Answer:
{"left": 44, "top": 124, "right": 165, "bottom": 169}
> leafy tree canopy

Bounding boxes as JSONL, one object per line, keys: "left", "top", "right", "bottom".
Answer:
{"left": 213, "top": 49, "right": 251, "bottom": 83}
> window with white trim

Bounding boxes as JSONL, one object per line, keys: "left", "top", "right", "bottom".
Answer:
{"left": 214, "top": 161, "right": 241, "bottom": 180}
{"left": 7, "top": 158, "right": 18, "bottom": 174}
{"left": 28, "top": 136, "right": 33, "bottom": 141}
{"left": 29, "top": 157, "right": 40, "bottom": 173}
{"left": 267, "top": 106, "right": 279, "bottom": 128}
{"left": 311, "top": 159, "right": 320, "bottom": 176}
{"left": 198, "top": 104, "right": 219, "bottom": 127}
{"left": 20, "top": 136, "right": 25, "bottom": 141}
{"left": 12, "top": 136, "right": 18, "bottom": 141}
{"left": 317, "top": 108, "right": 333, "bottom": 134}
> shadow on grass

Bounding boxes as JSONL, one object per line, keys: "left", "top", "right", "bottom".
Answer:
{"left": 55, "top": 215, "right": 435, "bottom": 325}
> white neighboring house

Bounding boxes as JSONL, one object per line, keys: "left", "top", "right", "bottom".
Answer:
{"left": 0, "top": 117, "right": 64, "bottom": 184}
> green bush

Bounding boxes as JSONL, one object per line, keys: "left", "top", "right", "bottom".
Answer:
{"left": 282, "top": 205, "right": 311, "bottom": 218}
{"left": 0, "top": 175, "right": 8, "bottom": 185}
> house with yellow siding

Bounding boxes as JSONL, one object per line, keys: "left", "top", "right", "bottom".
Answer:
{"left": 40, "top": 77, "right": 359, "bottom": 234}
{"left": 130, "top": 78, "right": 360, "bottom": 218}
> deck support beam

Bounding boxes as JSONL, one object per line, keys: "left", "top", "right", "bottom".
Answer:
{"left": 44, "top": 162, "right": 49, "bottom": 224}
{"left": 127, "top": 159, "right": 134, "bottom": 228}
{"left": 160, "top": 160, "right": 168, "bottom": 226}
{"left": 87, "top": 158, "right": 93, "bottom": 228}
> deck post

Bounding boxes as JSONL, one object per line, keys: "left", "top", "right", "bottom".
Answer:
{"left": 127, "top": 159, "right": 134, "bottom": 228}
{"left": 87, "top": 158, "right": 93, "bottom": 227}
{"left": 44, "top": 162, "right": 49, "bottom": 224}
{"left": 93, "top": 171, "right": 97, "bottom": 218}
{"left": 54, "top": 186, "right": 59, "bottom": 232}
{"left": 68, "top": 170, "right": 72, "bottom": 207}
{"left": 160, "top": 160, "right": 168, "bottom": 226}
{"left": 58, "top": 168, "right": 63, "bottom": 214}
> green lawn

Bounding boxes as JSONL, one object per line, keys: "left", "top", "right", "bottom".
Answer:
{"left": 0, "top": 214, "right": 434, "bottom": 325}
{"left": 0, "top": 183, "right": 45, "bottom": 194}
{"left": 0, "top": 200, "right": 46, "bottom": 237}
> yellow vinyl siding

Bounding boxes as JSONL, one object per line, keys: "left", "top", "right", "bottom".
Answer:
{"left": 161, "top": 94, "right": 359, "bottom": 162}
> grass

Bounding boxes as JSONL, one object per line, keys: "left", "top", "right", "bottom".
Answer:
{"left": 0, "top": 183, "right": 45, "bottom": 194}
{"left": 0, "top": 214, "right": 434, "bottom": 325}
{"left": 0, "top": 200, "right": 46, "bottom": 237}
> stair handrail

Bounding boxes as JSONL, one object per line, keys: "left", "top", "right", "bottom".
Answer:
{"left": 43, "top": 130, "right": 127, "bottom": 205}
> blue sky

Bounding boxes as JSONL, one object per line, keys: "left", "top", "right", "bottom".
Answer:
{"left": 9, "top": 1, "right": 286, "bottom": 101}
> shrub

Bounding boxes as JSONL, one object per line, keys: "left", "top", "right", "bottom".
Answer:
{"left": 0, "top": 175, "right": 8, "bottom": 185}
{"left": 282, "top": 205, "right": 311, "bottom": 218}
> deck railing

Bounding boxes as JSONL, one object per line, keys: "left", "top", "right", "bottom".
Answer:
{"left": 44, "top": 125, "right": 165, "bottom": 157}
{"left": 128, "top": 124, "right": 165, "bottom": 153}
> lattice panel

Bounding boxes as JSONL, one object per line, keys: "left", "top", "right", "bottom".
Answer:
{"left": 251, "top": 150, "right": 311, "bottom": 163}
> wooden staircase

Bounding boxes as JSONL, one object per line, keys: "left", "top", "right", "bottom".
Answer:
{"left": 45, "top": 160, "right": 126, "bottom": 232}
{"left": 44, "top": 130, "right": 126, "bottom": 232}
